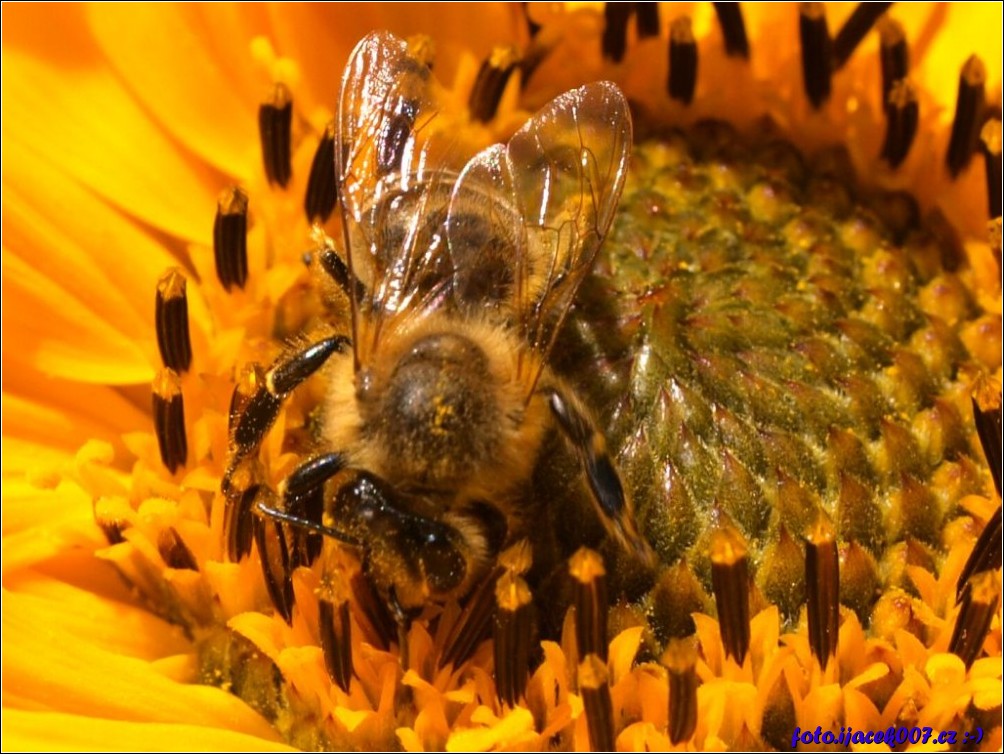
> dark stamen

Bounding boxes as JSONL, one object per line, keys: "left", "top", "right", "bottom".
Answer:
{"left": 981, "top": 117, "right": 1002, "bottom": 220}
{"left": 522, "top": 2, "right": 541, "bottom": 38}
{"left": 946, "top": 55, "right": 987, "bottom": 178}
{"left": 469, "top": 46, "right": 521, "bottom": 123}
{"left": 799, "top": 3, "right": 832, "bottom": 109}
{"left": 972, "top": 384, "right": 1002, "bottom": 495}
{"left": 253, "top": 509, "right": 294, "bottom": 624}
{"left": 663, "top": 637, "right": 699, "bottom": 745}
{"left": 158, "top": 527, "right": 198, "bottom": 571}
{"left": 223, "top": 465, "right": 258, "bottom": 562}
{"left": 155, "top": 269, "right": 192, "bottom": 373}
{"left": 956, "top": 386, "right": 1002, "bottom": 601}
{"left": 832, "top": 2, "right": 892, "bottom": 70}
{"left": 304, "top": 122, "right": 338, "bottom": 224}
{"left": 96, "top": 519, "right": 125, "bottom": 545}
{"left": 806, "top": 517, "right": 840, "bottom": 669}
{"left": 668, "top": 17, "right": 697, "bottom": 105}
{"left": 635, "top": 2, "right": 660, "bottom": 38}
{"left": 710, "top": 527, "right": 751, "bottom": 663}
{"left": 493, "top": 570, "right": 532, "bottom": 706}
{"left": 259, "top": 83, "right": 293, "bottom": 188}
{"left": 440, "top": 565, "right": 503, "bottom": 669}
{"left": 153, "top": 368, "right": 187, "bottom": 474}
{"left": 949, "top": 571, "right": 1000, "bottom": 667}
{"left": 878, "top": 18, "right": 908, "bottom": 109}
{"left": 213, "top": 186, "right": 249, "bottom": 291}
{"left": 880, "top": 79, "right": 918, "bottom": 168}
{"left": 956, "top": 506, "right": 1002, "bottom": 603}
{"left": 602, "top": 2, "right": 633, "bottom": 63}
{"left": 712, "top": 2, "right": 750, "bottom": 59}
{"left": 570, "top": 547, "right": 608, "bottom": 662}
{"left": 351, "top": 572, "right": 397, "bottom": 650}
{"left": 319, "top": 598, "right": 353, "bottom": 692}
{"left": 578, "top": 654, "right": 615, "bottom": 752}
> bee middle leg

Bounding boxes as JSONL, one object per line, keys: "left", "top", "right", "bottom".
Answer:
{"left": 545, "top": 386, "right": 653, "bottom": 564}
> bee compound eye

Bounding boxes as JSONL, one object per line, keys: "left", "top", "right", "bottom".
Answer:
{"left": 420, "top": 529, "right": 467, "bottom": 596}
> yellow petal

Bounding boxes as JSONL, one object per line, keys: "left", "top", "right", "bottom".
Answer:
{"left": 86, "top": 5, "right": 258, "bottom": 180}
{"left": 446, "top": 707, "right": 535, "bottom": 753}
{"left": 1, "top": 709, "right": 295, "bottom": 752}
{"left": 2, "top": 383, "right": 147, "bottom": 454}
{"left": 2, "top": 8, "right": 216, "bottom": 243}
{"left": 3, "top": 249, "right": 154, "bottom": 383}
{"left": 3, "top": 583, "right": 189, "bottom": 663}
{"left": 1, "top": 480, "right": 104, "bottom": 574}
{"left": 3, "top": 148, "right": 213, "bottom": 347}
{"left": 609, "top": 625, "right": 644, "bottom": 683}
{"left": 3, "top": 589, "right": 279, "bottom": 740}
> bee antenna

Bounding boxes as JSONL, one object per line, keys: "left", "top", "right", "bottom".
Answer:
{"left": 255, "top": 501, "right": 363, "bottom": 549}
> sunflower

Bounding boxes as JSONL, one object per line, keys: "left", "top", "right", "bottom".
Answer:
{"left": 2, "top": 3, "right": 1002, "bottom": 751}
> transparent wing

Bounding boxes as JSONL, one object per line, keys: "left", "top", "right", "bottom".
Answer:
{"left": 446, "top": 81, "right": 632, "bottom": 396}
{"left": 336, "top": 31, "right": 457, "bottom": 365}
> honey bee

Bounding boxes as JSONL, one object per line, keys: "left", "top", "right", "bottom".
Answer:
{"left": 225, "top": 30, "right": 648, "bottom": 692}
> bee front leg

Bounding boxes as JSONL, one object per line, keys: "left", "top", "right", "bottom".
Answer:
{"left": 255, "top": 454, "right": 361, "bottom": 692}
{"left": 279, "top": 452, "right": 348, "bottom": 569}
{"left": 546, "top": 386, "right": 654, "bottom": 565}
{"left": 265, "top": 468, "right": 494, "bottom": 670}
{"left": 238, "top": 454, "right": 357, "bottom": 629}
{"left": 229, "top": 335, "right": 351, "bottom": 468}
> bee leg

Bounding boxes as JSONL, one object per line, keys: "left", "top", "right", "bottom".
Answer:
{"left": 439, "top": 564, "right": 504, "bottom": 670}
{"left": 229, "top": 335, "right": 351, "bottom": 468}
{"left": 221, "top": 462, "right": 261, "bottom": 562}
{"left": 251, "top": 492, "right": 295, "bottom": 624}
{"left": 387, "top": 586, "right": 419, "bottom": 670}
{"left": 280, "top": 453, "right": 347, "bottom": 569}
{"left": 256, "top": 468, "right": 365, "bottom": 693}
{"left": 546, "top": 387, "right": 653, "bottom": 564}
{"left": 351, "top": 571, "right": 397, "bottom": 650}
{"left": 281, "top": 454, "right": 356, "bottom": 693}
{"left": 318, "top": 597, "right": 353, "bottom": 693}
{"left": 254, "top": 478, "right": 362, "bottom": 622}
{"left": 318, "top": 247, "right": 367, "bottom": 302}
